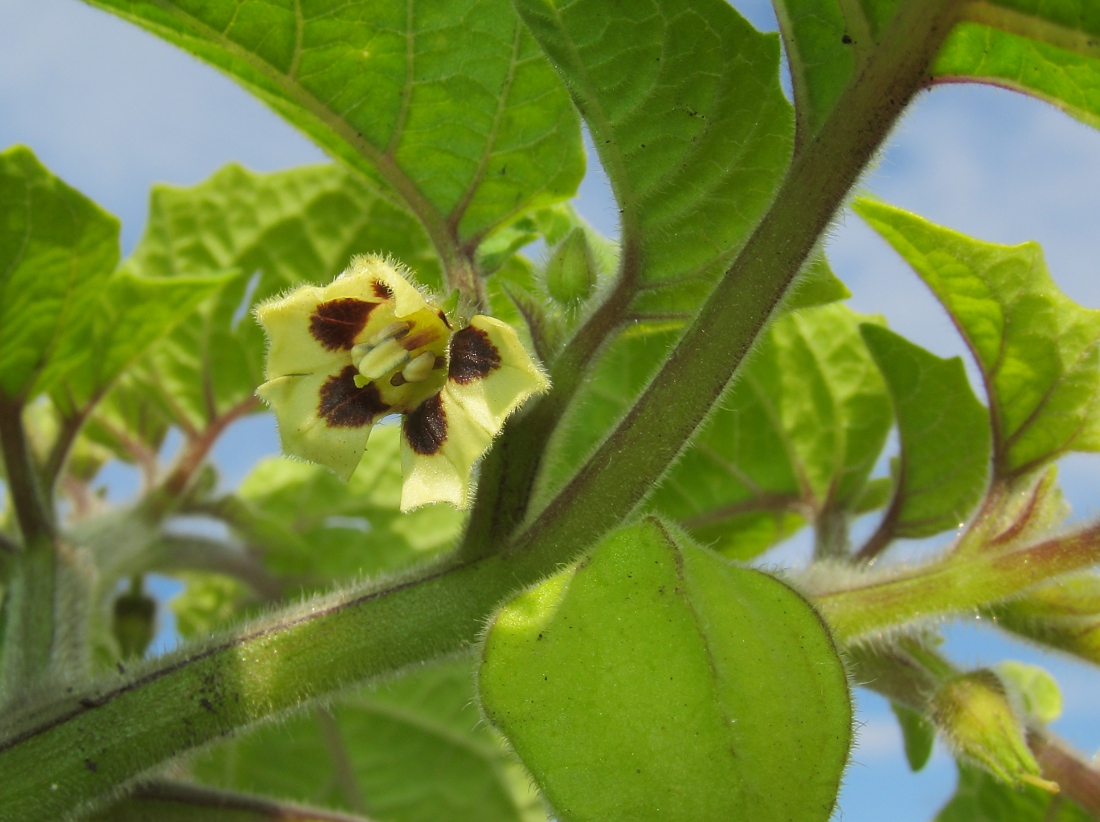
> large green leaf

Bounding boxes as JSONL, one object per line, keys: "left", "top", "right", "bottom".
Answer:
{"left": 121, "top": 162, "right": 438, "bottom": 433}
{"left": 937, "top": 762, "right": 1092, "bottom": 822}
{"left": 80, "top": 0, "right": 583, "bottom": 246}
{"left": 859, "top": 324, "right": 990, "bottom": 544}
{"left": 232, "top": 425, "right": 461, "bottom": 583}
{"left": 191, "top": 658, "right": 542, "bottom": 822}
{"left": 854, "top": 199, "right": 1100, "bottom": 481}
{"left": 0, "top": 146, "right": 119, "bottom": 401}
{"left": 935, "top": 2, "right": 1100, "bottom": 131}
{"left": 515, "top": 0, "right": 792, "bottom": 305}
{"left": 646, "top": 303, "right": 892, "bottom": 559}
{"left": 479, "top": 517, "right": 851, "bottom": 821}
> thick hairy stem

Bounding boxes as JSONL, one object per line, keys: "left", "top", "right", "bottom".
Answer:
{"left": 0, "top": 394, "right": 57, "bottom": 697}
{"left": 90, "top": 780, "right": 375, "bottom": 822}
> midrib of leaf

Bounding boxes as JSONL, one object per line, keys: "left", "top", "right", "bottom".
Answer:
{"left": 289, "top": 0, "right": 305, "bottom": 80}
{"left": 449, "top": 21, "right": 524, "bottom": 242}
{"left": 959, "top": 1, "right": 1100, "bottom": 61}
{"left": 836, "top": 0, "right": 874, "bottom": 62}
{"left": 140, "top": 0, "right": 458, "bottom": 266}
{"left": 383, "top": 0, "right": 416, "bottom": 157}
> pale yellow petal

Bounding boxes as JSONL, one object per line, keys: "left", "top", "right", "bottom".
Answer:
{"left": 344, "top": 255, "right": 430, "bottom": 319}
{"left": 444, "top": 315, "right": 549, "bottom": 436}
{"left": 255, "top": 285, "right": 349, "bottom": 379}
{"left": 257, "top": 367, "right": 385, "bottom": 481}
{"left": 400, "top": 390, "right": 492, "bottom": 511}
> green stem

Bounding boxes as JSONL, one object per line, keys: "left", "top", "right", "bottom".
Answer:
{"left": 815, "top": 522, "right": 1100, "bottom": 641}
{"left": 0, "top": 393, "right": 57, "bottom": 699}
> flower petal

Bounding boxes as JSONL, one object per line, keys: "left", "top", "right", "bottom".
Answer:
{"left": 345, "top": 255, "right": 430, "bottom": 320}
{"left": 258, "top": 364, "right": 390, "bottom": 481}
{"left": 399, "top": 389, "right": 493, "bottom": 511}
{"left": 445, "top": 315, "right": 549, "bottom": 436}
{"left": 255, "top": 284, "right": 363, "bottom": 379}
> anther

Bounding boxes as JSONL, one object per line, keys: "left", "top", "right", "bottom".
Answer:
{"left": 368, "top": 321, "right": 410, "bottom": 347}
{"left": 357, "top": 338, "right": 410, "bottom": 380}
{"left": 402, "top": 351, "right": 436, "bottom": 383}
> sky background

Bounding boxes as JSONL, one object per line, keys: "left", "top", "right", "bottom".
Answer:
{"left": 3, "top": 0, "right": 1100, "bottom": 819}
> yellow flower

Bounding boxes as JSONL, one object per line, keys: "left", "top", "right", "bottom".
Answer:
{"left": 255, "top": 255, "right": 548, "bottom": 511}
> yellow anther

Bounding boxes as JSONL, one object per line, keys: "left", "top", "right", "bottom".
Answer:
{"left": 357, "top": 338, "right": 410, "bottom": 380}
{"left": 402, "top": 351, "right": 437, "bottom": 384}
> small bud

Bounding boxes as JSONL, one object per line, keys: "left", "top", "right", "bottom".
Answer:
{"left": 544, "top": 227, "right": 597, "bottom": 305}
{"left": 932, "top": 670, "right": 1057, "bottom": 791}
{"left": 112, "top": 582, "right": 156, "bottom": 659}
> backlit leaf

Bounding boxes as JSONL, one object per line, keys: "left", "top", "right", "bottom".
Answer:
{"left": 855, "top": 199, "right": 1100, "bottom": 481}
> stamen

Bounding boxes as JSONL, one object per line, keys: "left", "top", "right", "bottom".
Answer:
{"left": 402, "top": 351, "right": 436, "bottom": 383}
{"left": 368, "top": 321, "right": 410, "bottom": 347}
{"left": 357, "top": 338, "right": 410, "bottom": 380}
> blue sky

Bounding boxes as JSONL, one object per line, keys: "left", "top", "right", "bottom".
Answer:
{"left": 3, "top": 1, "right": 1100, "bottom": 819}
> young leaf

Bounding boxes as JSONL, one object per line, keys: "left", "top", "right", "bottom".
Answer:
{"left": 937, "top": 762, "right": 1093, "bottom": 822}
{"left": 191, "top": 659, "right": 539, "bottom": 822}
{"left": 935, "top": 3, "right": 1100, "bottom": 131}
{"left": 854, "top": 199, "right": 1100, "bottom": 482}
{"left": 479, "top": 517, "right": 851, "bottom": 822}
{"left": 858, "top": 325, "right": 991, "bottom": 556}
{"left": 891, "top": 702, "right": 935, "bottom": 772}
{"left": 647, "top": 304, "right": 892, "bottom": 559}
{"left": 514, "top": 0, "right": 792, "bottom": 306}
{"left": 997, "top": 661, "right": 1063, "bottom": 724}
{"left": 0, "top": 146, "right": 119, "bottom": 401}
{"left": 986, "top": 572, "right": 1100, "bottom": 667}
{"left": 79, "top": 0, "right": 583, "bottom": 252}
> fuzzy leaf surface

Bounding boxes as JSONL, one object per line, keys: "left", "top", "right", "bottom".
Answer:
{"left": 935, "top": 1, "right": 1100, "bottom": 131}
{"left": 861, "top": 324, "right": 991, "bottom": 540}
{"left": 647, "top": 303, "right": 891, "bottom": 558}
{"left": 79, "top": 0, "right": 583, "bottom": 247}
{"left": 479, "top": 518, "right": 850, "bottom": 821}
{"left": 855, "top": 199, "right": 1100, "bottom": 480}
{"left": 0, "top": 146, "right": 119, "bottom": 400}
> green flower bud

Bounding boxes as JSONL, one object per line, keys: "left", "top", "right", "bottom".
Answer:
{"left": 112, "top": 583, "right": 156, "bottom": 660}
{"left": 544, "top": 227, "right": 597, "bottom": 305}
{"left": 932, "top": 670, "right": 1057, "bottom": 792}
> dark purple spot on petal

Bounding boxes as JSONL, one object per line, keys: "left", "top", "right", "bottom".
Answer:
{"left": 309, "top": 298, "right": 375, "bottom": 351}
{"left": 404, "top": 393, "right": 447, "bottom": 455}
{"left": 319, "top": 366, "right": 389, "bottom": 428}
{"left": 373, "top": 280, "right": 394, "bottom": 299}
{"left": 449, "top": 326, "right": 501, "bottom": 385}
{"left": 437, "top": 309, "right": 452, "bottom": 329}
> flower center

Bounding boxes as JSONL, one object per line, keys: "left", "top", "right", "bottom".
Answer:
{"left": 349, "top": 307, "right": 450, "bottom": 412}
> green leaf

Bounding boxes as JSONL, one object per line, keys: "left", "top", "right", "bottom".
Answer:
{"left": 647, "top": 304, "right": 892, "bottom": 559}
{"left": 479, "top": 517, "right": 851, "bottom": 821}
{"left": 854, "top": 199, "right": 1100, "bottom": 481}
{"left": 934, "top": 3, "right": 1100, "bottom": 132}
{"left": 783, "top": 254, "right": 852, "bottom": 312}
{"left": 996, "top": 661, "right": 1062, "bottom": 724}
{"left": 0, "top": 145, "right": 119, "bottom": 401}
{"left": 125, "top": 162, "right": 438, "bottom": 433}
{"left": 937, "top": 762, "right": 1092, "bottom": 822}
{"left": 80, "top": 0, "right": 583, "bottom": 250}
{"left": 860, "top": 325, "right": 990, "bottom": 544}
{"left": 514, "top": 0, "right": 793, "bottom": 302}
{"left": 233, "top": 425, "right": 461, "bottom": 583}
{"left": 891, "top": 702, "right": 935, "bottom": 772}
{"left": 191, "top": 658, "right": 541, "bottom": 822}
